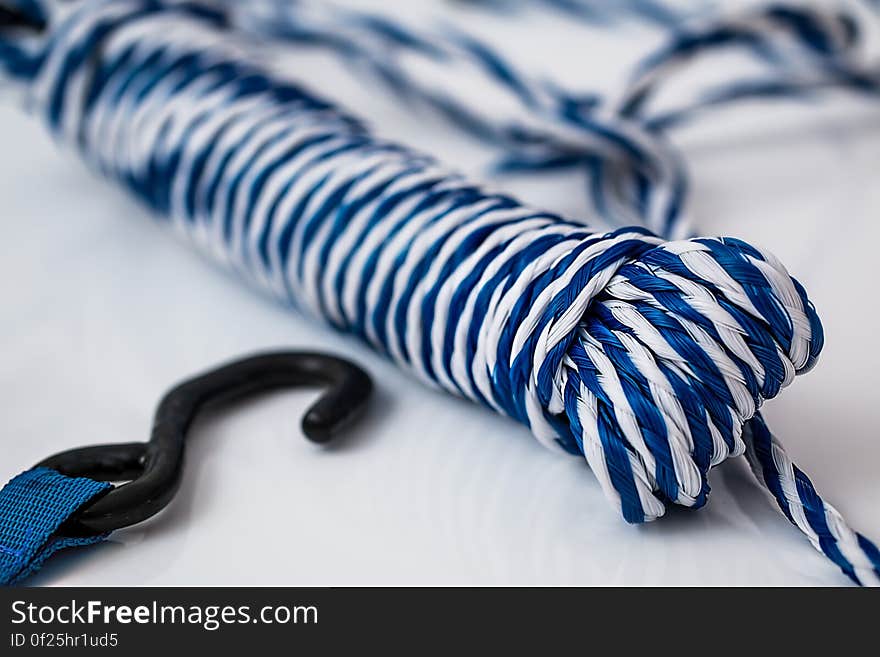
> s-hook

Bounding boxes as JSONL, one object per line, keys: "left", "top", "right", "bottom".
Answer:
{"left": 34, "top": 351, "right": 373, "bottom": 536}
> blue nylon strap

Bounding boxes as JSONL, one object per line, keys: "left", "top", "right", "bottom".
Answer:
{"left": 0, "top": 467, "right": 112, "bottom": 586}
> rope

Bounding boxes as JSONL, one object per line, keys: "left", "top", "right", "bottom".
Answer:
{"left": 0, "top": 0, "right": 878, "bottom": 585}
{"left": 443, "top": 0, "right": 711, "bottom": 28}
{"left": 224, "top": 0, "right": 880, "bottom": 239}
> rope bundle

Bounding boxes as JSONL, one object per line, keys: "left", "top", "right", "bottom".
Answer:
{"left": 1, "top": 0, "right": 878, "bottom": 585}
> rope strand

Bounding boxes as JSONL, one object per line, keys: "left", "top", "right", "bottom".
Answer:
{"left": 224, "top": 0, "right": 880, "bottom": 239}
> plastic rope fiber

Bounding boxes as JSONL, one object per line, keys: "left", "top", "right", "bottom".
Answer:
{"left": 0, "top": 0, "right": 878, "bottom": 585}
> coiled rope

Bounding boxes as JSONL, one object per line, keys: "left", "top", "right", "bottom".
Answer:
{"left": 0, "top": 0, "right": 878, "bottom": 585}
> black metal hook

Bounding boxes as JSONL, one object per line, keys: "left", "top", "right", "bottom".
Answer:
{"left": 34, "top": 351, "right": 373, "bottom": 536}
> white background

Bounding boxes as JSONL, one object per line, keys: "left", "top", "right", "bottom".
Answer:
{"left": 1, "top": 1, "right": 878, "bottom": 585}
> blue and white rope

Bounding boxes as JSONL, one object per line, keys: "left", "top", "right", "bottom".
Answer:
{"left": 1, "top": 0, "right": 878, "bottom": 585}
{"left": 456, "top": 0, "right": 713, "bottom": 28}
{"left": 224, "top": 0, "right": 879, "bottom": 240}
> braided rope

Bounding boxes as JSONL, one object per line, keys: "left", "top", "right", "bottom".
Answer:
{"left": 0, "top": 0, "right": 878, "bottom": 585}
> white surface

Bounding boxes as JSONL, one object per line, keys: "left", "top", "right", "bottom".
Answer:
{"left": 1, "top": 3, "right": 879, "bottom": 585}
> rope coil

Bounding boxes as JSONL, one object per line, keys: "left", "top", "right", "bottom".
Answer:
{"left": 1, "top": 0, "right": 878, "bottom": 585}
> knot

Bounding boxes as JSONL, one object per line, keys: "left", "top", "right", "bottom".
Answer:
{"left": 522, "top": 234, "right": 823, "bottom": 523}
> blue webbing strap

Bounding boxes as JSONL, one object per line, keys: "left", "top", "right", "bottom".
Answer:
{"left": 0, "top": 467, "right": 112, "bottom": 585}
